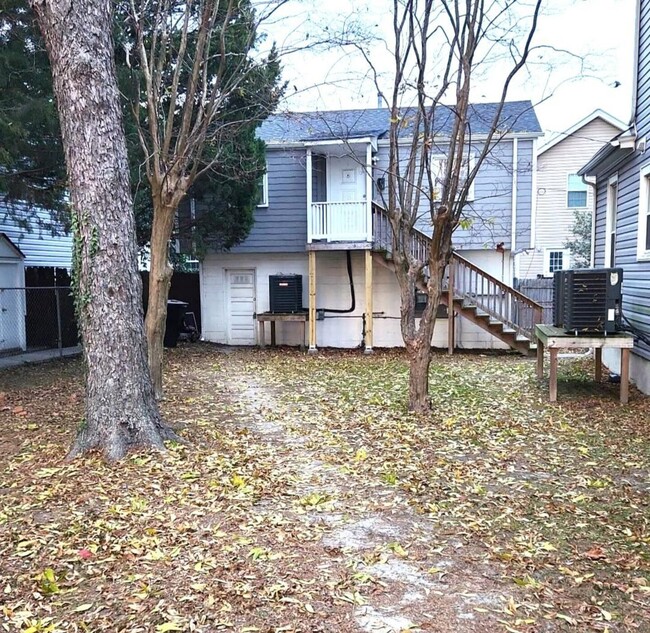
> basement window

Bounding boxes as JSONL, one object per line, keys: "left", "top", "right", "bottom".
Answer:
{"left": 544, "top": 248, "right": 570, "bottom": 276}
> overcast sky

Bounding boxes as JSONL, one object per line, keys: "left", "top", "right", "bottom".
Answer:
{"left": 264, "top": 0, "right": 636, "bottom": 142}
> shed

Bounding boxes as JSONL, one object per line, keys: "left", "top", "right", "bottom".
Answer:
{"left": 0, "top": 233, "right": 26, "bottom": 352}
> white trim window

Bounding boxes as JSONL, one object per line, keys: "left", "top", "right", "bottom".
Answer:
{"left": 257, "top": 169, "right": 269, "bottom": 208}
{"left": 567, "top": 173, "right": 588, "bottom": 208}
{"left": 605, "top": 174, "right": 618, "bottom": 267}
{"left": 544, "top": 248, "right": 570, "bottom": 276}
{"left": 638, "top": 163, "right": 650, "bottom": 260}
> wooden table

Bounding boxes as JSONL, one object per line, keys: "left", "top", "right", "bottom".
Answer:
{"left": 256, "top": 312, "right": 308, "bottom": 351}
{"left": 534, "top": 324, "right": 635, "bottom": 404}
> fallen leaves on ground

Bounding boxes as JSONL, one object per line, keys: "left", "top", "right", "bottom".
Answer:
{"left": 0, "top": 345, "right": 648, "bottom": 633}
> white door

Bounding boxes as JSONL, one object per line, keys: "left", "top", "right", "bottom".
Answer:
{"left": 0, "top": 263, "right": 24, "bottom": 351}
{"left": 327, "top": 155, "right": 367, "bottom": 240}
{"left": 227, "top": 269, "right": 256, "bottom": 345}
{"left": 328, "top": 155, "right": 365, "bottom": 202}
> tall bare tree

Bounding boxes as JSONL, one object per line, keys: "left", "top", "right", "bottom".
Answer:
{"left": 29, "top": 0, "right": 179, "bottom": 458}
{"left": 126, "top": 0, "right": 283, "bottom": 397}
{"left": 376, "top": 0, "right": 542, "bottom": 412}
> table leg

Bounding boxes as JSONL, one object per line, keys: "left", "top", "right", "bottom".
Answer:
{"left": 536, "top": 338, "right": 544, "bottom": 379}
{"left": 301, "top": 321, "right": 306, "bottom": 351}
{"left": 594, "top": 348, "right": 602, "bottom": 382}
{"left": 549, "top": 348, "right": 558, "bottom": 402}
{"left": 271, "top": 321, "right": 276, "bottom": 347}
{"left": 621, "top": 348, "right": 630, "bottom": 405}
{"left": 259, "top": 321, "right": 265, "bottom": 348}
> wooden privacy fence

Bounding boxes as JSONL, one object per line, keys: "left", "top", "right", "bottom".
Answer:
{"left": 514, "top": 277, "right": 554, "bottom": 325}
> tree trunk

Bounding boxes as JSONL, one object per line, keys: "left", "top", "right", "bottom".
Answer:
{"left": 30, "top": 0, "right": 179, "bottom": 459}
{"left": 407, "top": 340, "right": 432, "bottom": 414}
{"left": 145, "top": 200, "right": 176, "bottom": 399}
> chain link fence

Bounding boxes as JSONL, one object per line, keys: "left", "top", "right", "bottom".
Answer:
{"left": 0, "top": 287, "right": 79, "bottom": 357}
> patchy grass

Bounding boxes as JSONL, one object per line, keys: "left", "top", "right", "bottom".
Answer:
{"left": 0, "top": 345, "right": 649, "bottom": 632}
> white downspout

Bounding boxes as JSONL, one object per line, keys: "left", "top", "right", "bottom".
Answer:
{"left": 511, "top": 137, "right": 519, "bottom": 282}
{"left": 306, "top": 148, "right": 313, "bottom": 243}
{"left": 366, "top": 143, "right": 373, "bottom": 242}
{"left": 530, "top": 138, "right": 538, "bottom": 250}
{"left": 582, "top": 174, "right": 597, "bottom": 268}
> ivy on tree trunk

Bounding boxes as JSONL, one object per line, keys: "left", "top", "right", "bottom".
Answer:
{"left": 29, "top": 0, "right": 180, "bottom": 459}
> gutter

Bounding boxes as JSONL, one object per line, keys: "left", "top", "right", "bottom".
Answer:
{"left": 580, "top": 174, "right": 598, "bottom": 268}
{"left": 630, "top": 0, "right": 641, "bottom": 127}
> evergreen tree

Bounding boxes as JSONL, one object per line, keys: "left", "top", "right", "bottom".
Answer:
{"left": 564, "top": 209, "right": 592, "bottom": 268}
{"left": 0, "top": 0, "right": 66, "bottom": 213}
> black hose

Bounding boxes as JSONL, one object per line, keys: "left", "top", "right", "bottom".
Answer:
{"left": 620, "top": 312, "right": 650, "bottom": 347}
{"left": 320, "top": 250, "right": 356, "bottom": 314}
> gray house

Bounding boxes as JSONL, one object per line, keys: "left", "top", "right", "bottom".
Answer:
{"left": 579, "top": 0, "right": 650, "bottom": 395}
{"left": 199, "top": 101, "right": 544, "bottom": 351}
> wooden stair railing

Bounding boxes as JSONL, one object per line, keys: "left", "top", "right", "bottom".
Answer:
{"left": 447, "top": 252, "right": 543, "bottom": 341}
{"left": 371, "top": 202, "right": 543, "bottom": 343}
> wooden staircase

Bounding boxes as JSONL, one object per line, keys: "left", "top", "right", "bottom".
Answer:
{"left": 371, "top": 204, "right": 543, "bottom": 355}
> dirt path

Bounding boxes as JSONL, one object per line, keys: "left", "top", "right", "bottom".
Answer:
{"left": 215, "top": 350, "right": 533, "bottom": 633}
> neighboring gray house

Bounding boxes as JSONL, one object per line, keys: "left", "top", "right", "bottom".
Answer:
{"left": 199, "top": 101, "right": 543, "bottom": 351}
{"left": 579, "top": 0, "right": 650, "bottom": 395}
{"left": 0, "top": 200, "right": 72, "bottom": 270}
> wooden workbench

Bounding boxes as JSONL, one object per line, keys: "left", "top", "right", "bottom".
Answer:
{"left": 534, "top": 324, "right": 635, "bottom": 404}
{"left": 256, "top": 312, "right": 308, "bottom": 351}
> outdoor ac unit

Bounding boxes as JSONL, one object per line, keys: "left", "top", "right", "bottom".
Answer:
{"left": 554, "top": 268, "right": 623, "bottom": 334}
{"left": 269, "top": 274, "right": 303, "bottom": 313}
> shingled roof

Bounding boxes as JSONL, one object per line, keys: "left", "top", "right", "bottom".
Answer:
{"left": 258, "top": 101, "right": 542, "bottom": 144}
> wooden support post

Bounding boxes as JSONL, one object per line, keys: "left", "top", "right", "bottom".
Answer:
{"left": 536, "top": 337, "right": 544, "bottom": 379}
{"left": 621, "top": 348, "right": 630, "bottom": 405}
{"left": 594, "top": 348, "right": 602, "bottom": 382}
{"left": 549, "top": 348, "right": 558, "bottom": 402}
{"left": 365, "top": 249, "right": 373, "bottom": 353}
{"left": 447, "top": 261, "right": 455, "bottom": 355}
{"left": 258, "top": 320, "right": 265, "bottom": 349}
{"left": 270, "top": 321, "right": 276, "bottom": 348}
{"left": 308, "top": 250, "right": 317, "bottom": 353}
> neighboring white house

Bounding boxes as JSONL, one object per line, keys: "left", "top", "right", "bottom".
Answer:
{"left": 518, "top": 110, "right": 625, "bottom": 279}
{"left": 0, "top": 200, "right": 72, "bottom": 270}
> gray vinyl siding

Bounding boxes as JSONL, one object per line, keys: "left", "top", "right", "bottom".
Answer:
{"left": 594, "top": 183, "right": 608, "bottom": 268}
{"left": 229, "top": 136, "right": 535, "bottom": 255}
{"left": 231, "top": 148, "right": 308, "bottom": 253}
{"left": 593, "top": 157, "right": 650, "bottom": 361}
{"left": 515, "top": 140, "right": 534, "bottom": 249}
{"left": 453, "top": 140, "right": 516, "bottom": 249}
{"left": 637, "top": 0, "right": 650, "bottom": 136}
{"left": 0, "top": 202, "right": 72, "bottom": 269}
{"left": 373, "top": 139, "right": 527, "bottom": 250}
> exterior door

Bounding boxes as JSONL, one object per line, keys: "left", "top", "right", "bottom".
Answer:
{"left": 327, "top": 155, "right": 367, "bottom": 240}
{"left": 0, "top": 263, "right": 24, "bottom": 351}
{"left": 328, "top": 155, "right": 365, "bottom": 202}
{"left": 227, "top": 269, "right": 256, "bottom": 345}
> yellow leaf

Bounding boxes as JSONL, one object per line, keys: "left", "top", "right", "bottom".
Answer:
{"left": 156, "top": 622, "right": 185, "bottom": 632}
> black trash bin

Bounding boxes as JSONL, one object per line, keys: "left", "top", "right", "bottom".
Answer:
{"left": 164, "top": 300, "right": 189, "bottom": 348}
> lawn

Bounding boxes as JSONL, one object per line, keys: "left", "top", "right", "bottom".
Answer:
{"left": 0, "top": 345, "right": 649, "bottom": 632}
